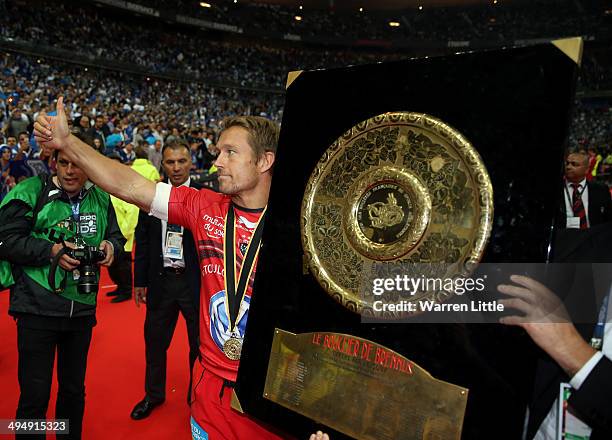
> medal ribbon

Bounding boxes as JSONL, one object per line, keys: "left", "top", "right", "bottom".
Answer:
{"left": 223, "top": 203, "right": 267, "bottom": 335}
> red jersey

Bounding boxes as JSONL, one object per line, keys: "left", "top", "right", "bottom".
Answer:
{"left": 166, "top": 185, "right": 264, "bottom": 381}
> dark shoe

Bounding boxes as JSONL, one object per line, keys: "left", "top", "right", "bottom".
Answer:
{"left": 130, "top": 398, "right": 163, "bottom": 420}
{"left": 110, "top": 294, "right": 131, "bottom": 303}
{"left": 106, "top": 290, "right": 121, "bottom": 297}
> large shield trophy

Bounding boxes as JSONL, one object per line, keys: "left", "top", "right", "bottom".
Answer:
{"left": 232, "top": 38, "right": 582, "bottom": 439}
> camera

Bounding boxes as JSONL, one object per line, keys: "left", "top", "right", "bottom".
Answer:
{"left": 67, "top": 246, "right": 106, "bottom": 294}
{"left": 49, "top": 243, "right": 106, "bottom": 295}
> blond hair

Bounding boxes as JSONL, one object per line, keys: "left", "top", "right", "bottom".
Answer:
{"left": 220, "top": 116, "right": 279, "bottom": 160}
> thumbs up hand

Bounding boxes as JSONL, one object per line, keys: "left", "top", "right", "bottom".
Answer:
{"left": 33, "top": 96, "right": 71, "bottom": 151}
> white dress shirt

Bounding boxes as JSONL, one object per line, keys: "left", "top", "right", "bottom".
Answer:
{"left": 564, "top": 179, "right": 590, "bottom": 228}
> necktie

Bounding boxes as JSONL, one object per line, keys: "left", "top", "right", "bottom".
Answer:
{"left": 571, "top": 183, "right": 588, "bottom": 229}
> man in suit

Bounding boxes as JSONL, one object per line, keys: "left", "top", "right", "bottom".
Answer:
{"left": 499, "top": 225, "right": 612, "bottom": 439}
{"left": 560, "top": 148, "right": 612, "bottom": 229}
{"left": 130, "top": 141, "right": 201, "bottom": 420}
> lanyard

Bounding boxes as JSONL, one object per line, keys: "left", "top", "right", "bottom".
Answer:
{"left": 67, "top": 189, "right": 84, "bottom": 234}
{"left": 591, "top": 294, "right": 609, "bottom": 350}
{"left": 70, "top": 199, "right": 81, "bottom": 221}
{"left": 222, "top": 203, "right": 266, "bottom": 335}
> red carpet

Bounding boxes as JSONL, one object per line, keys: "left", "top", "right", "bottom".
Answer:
{"left": 0, "top": 267, "right": 193, "bottom": 439}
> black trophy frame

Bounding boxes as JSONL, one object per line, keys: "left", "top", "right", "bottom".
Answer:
{"left": 235, "top": 39, "right": 580, "bottom": 440}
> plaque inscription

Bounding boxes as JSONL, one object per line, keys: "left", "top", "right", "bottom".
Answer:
{"left": 264, "top": 329, "right": 468, "bottom": 440}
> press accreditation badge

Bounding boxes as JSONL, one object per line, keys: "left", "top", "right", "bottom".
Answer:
{"left": 566, "top": 217, "right": 581, "bottom": 229}
{"left": 190, "top": 416, "right": 209, "bottom": 440}
{"left": 557, "top": 382, "right": 592, "bottom": 440}
{"left": 164, "top": 224, "right": 183, "bottom": 260}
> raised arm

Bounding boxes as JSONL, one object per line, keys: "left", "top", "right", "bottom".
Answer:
{"left": 33, "top": 97, "right": 156, "bottom": 211}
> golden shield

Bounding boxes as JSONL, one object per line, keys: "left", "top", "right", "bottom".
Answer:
{"left": 301, "top": 112, "right": 493, "bottom": 317}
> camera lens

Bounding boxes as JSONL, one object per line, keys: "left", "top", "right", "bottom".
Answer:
{"left": 78, "top": 265, "right": 99, "bottom": 295}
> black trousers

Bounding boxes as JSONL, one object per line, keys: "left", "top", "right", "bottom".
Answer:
{"left": 107, "top": 251, "right": 132, "bottom": 295}
{"left": 144, "top": 272, "right": 199, "bottom": 403}
{"left": 15, "top": 314, "right": 94, "bottom": 440}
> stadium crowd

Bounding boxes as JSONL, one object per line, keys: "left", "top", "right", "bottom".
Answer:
{"left": 0, "top": 51, "right": 267, "bottom": 198}
{"left": 152, "top": 0, "right": 604, "bottom": 41}
{"left": 2, "top": 0, "right": 611, "bottom": 91}
{"left": 0, "top": 1, "right": 399, "bottom": 90}
{"left": 569, "top": 101, "right": 612, "bottom": 173}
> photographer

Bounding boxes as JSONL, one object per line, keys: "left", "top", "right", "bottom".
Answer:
{"left": 0, "top": 144, "right": 125, "bottom": 439}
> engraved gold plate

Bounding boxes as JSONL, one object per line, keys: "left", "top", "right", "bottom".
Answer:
{"left": 301, "top": 112, "right": 493, "bottom": 317}
{"left": 264, "top": 329, "right": 468, "bottom": 440}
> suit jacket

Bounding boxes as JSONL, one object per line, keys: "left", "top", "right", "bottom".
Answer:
{"left": 527, "top": 324, "right": 612, "bottom": 439}
{"left": 528, "top": 347, "right": 612, "bottom": 439}
{"left": 134, "top": 181, "right": 201, "bottom": 310}
{"left": 527, "top": 224, "right": 612, "bottom": 439}
{"left": 569, "top": 356, "right": 612, "bottom": 438}
{"left": 557, "top": 181, "right": 612, "bottom": 229}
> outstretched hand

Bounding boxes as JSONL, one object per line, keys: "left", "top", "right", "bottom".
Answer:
{"left": 33, "top": 96, "right": 71, "bottom": 151}
{"left": 497, "top": 274, "right": 596, "bottom": 376}
{"left": 498, "top": 274, "right": 570, "bottom": 326}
